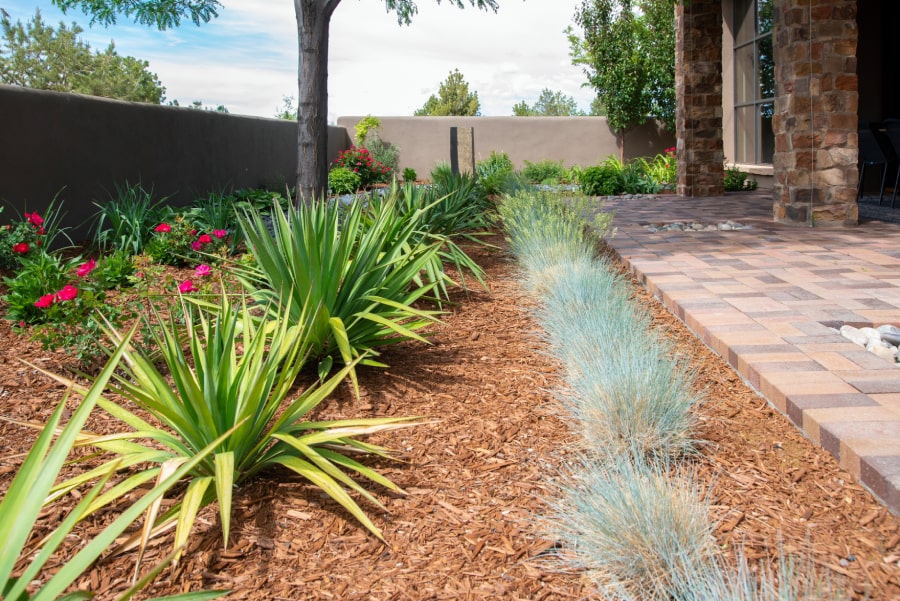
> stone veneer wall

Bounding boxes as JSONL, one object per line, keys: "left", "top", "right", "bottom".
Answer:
{"left": 772, "top": 0, "right": 858, "bottom": 226}
{"left": 675, "top": 0, "right": 725, "bottom": 197}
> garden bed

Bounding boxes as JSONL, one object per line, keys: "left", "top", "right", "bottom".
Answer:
{"left": 1, "top": 234, "right": 900, "bottom": 599}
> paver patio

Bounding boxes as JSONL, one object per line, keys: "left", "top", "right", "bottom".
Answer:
{"left": 599, "top": 190, "right": 900, "bottom": 514}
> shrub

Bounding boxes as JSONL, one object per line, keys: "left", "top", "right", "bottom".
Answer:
{"left": 366, "top": 135, "right": 399, "bottom": 182}
{"left": 522, "top": 159, "right": 567, "bottom": 185}
{"left": 145, "top": 217, "right": 231, "bottom": 266}
{"left": 579, "top": 164, "right": 624, "bottom": 196}
{"left": 644, "top": 147, "right": 677, "bottom": 189}
{"left": 402, "top": 167, "right": 418, "bottom": 182}
{"left": 476, "top": 150, "right": 516, "bottom": 196}
{"left": 724, "top": 165, "right": 758, "bottom": 191}
{"left": 0, "top": 197, "right": 69, "bottom": 271}
{"left": 621, "top": 160, "right": 660, "bottom": 194}
{"left": 331, "top": 146, "right": 391, "bottom": 188}
{"left": 328, "top": 166, "right": 362, "bottom": 195}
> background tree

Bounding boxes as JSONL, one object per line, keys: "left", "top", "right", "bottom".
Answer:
{"left": 274, "top": 95, "right": 298, "bottom": 120}
{"left": 167, "top": 98, "right": 229, "bottom": 112}
{"left": 414, "top": 68, "right": 480, "bottom": 116}
{"left": 0, "top": 8, "right": 164, "bottom": 103}
{"left": 512, "top": 88, "right": 584, "bottom": 116}
{"left": 50, "top": 0, "right": 500, "bottom": 202}
{"left": 568, "top": 0, "right": 675, "bottom": 157}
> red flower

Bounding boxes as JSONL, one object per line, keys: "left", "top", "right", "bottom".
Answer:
{"left": 56, "top": 285, "right": 78, "bottom": 301}
{"left": 24, "top": 212, "right": 44, "bottom": 227}
{"left": 155, "top": 223, "right": 171, "bottom": 233}
{"left": 212, "top": 229, "right": 227, "bottom": 239}
{"left": 179, "top": 280, "right": 198, "bottom": 293}
{"left": 34, "top": 293, "right": 55, "bottom": 308}
{"left": 12, "top": 242, "right": 29, "bottom": 254}
{"left": 197, "top": 233, "right": 213, "bottom": 245}
{"left": 77, "top": 258, "right": 97, "bottom": 277}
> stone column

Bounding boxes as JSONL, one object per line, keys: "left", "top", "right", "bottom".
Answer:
{"left": 772, "top": 0, "right": 858, "bottom": 226}
{"left": 675, "top": 0, "right": 725, "bottom": 197}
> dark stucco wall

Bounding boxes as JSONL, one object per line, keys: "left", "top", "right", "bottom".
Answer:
{"left": 0, "top": 85, "right": 350, "bottom": 238}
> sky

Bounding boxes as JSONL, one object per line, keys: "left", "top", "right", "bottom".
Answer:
{"left": 3, "top": 0, "right": 596, "bottom": 122}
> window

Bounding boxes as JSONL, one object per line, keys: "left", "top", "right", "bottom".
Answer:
{"left": 733, "top": 0, "right": 774, "bottom": 164}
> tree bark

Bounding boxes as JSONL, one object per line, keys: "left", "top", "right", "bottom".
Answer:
{"left": 294, "top": 0, "right": 340, "bottom": 205}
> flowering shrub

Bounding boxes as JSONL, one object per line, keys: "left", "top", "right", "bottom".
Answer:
{"left": 644, "top": 147, "right": 677, "bottom": 189}
{"left": 331, "top": 146, "right": 392, "bottom": 187}
{"left": 145, "top": 217, "right": 230, "bottom": 265}
{"left": 0, "top": 208, "right": 46, "bottom": 270}
{"left": 3, "top": 253, "right": 137, "bottom": 367}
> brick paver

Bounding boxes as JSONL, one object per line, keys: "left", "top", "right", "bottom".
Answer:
{"left": 598, "top": 191, "right": 900, "bottom": 515}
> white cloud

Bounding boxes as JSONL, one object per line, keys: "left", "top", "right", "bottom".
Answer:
{"left": 6, "top": 0, "right": 593, "bottom": 120}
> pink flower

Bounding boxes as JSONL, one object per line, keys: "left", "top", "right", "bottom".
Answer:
{"left": 195, "top": 264, "right": 212, "bottom": 277}
{"left": 191, "top": 241, "right": 203, "bottom": 251}
{"left": 34, "top": 293, "right": 54, "bottom": 309}
{"left": 179, "top": 280, "right": 198, "bottom": 293}
{"left": 197, "top": 234, "right": 213, "bottom": 245}
{"left": 56, "top": 285, "right": 78, "bottom": 302}
{"left": 212, "top": 229, "right": 227, "bottom": 239}
{"left": 76, "top": 258, "right": 97, "bottom": 277}
{"left": 155, "top": 223, "right": 171, "bottom": 233}
{"left": 12, "top": 242, "right": 28, "bottom": 254}
{"left": 25, "top": 212, "right": 44, "bottom": 226}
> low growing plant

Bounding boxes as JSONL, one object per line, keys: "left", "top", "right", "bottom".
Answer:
{"left": 724, "top": 164, "right": 758, "bottom": 192}
{"left": 522, "top": 159, "right": 567, "bottom": 185}
{"left": 366, "top": 135, "right": 399, "bottom": 181}
{"left": 476, "top": 150, "right": 516, "bottom": 196}
{"left": 328, "top": 166, "right": 362, "bottom": 195}
{"left": 402, "top": 167, "right": 418, "bottom": 182}
{"left": 0, "top": 197, "right": 70, "bottom": 271}
{"left": 145, "top": 217, "right": 231, "bottom": 266}
{"left": 92, "top": 182, "right": 169, "bottom": 254}
{"left": 579, "top": 164, "right": 624, "bottom": 196}
{"left": 331, "top": 146, "right": 391, "bottom": 188}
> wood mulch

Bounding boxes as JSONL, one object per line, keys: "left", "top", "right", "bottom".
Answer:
{"left": 1, "top": 232, "right": 900, "bottom": 599}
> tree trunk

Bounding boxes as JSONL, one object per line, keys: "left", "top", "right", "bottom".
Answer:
{"left": 294, "top": 0, "right": 340, "bottom": 205}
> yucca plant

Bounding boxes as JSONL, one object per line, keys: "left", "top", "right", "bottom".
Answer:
{"left": 42, "top": 291, "right": 421, "bottom": 564}
{"left": 0, "top": 327, "right": 226, "bottom": 601}
{"left": 236, "top": 196, "right": 442, "bottom": 375}
{"left": 366, "top": 180, "right": 491, "bottom": 301}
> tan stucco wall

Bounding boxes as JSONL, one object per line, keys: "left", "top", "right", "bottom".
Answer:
{"left": 336, "top": 116, "right": 675, "bottom": 177}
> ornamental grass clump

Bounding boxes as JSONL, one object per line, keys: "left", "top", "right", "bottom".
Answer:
{"left": 237, "top": 196, "right": 442, "bottom": 376}
{"left": 544, "top": 454, "right": 715, "bottom": 600}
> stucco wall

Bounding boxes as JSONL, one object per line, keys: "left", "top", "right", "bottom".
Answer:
{"left": 0, "top": 85, "right": 350, "bottom": 237}
{"left": 336, "top": 116, "right": 675, "bottom": 177}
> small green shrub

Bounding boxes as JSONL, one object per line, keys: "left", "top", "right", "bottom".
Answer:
{"left": 366, "top": 135, "right": 399, "bottom": 182}
{"left": 328, "top": 166, "right": 362, "bottom": 195}
{"left": 724, "top": 165, "right": 758, "bottom": 191}
{"left": 522, "top": 159, "right": 567, "bottom": 185}
{"left": 621, "top": 161, "right": 660, "bottom": 194}
{"left": 144, "top": 216, "right": 230, "bottom": 266}
{"left": 476, "top": 151, "right": 517, "bottom": 196}
{"left": 354, "top": 114, "right": 381, "bottom": 146}
{"left": 579, "top": 165, "right": 624, "bottom": 196}
{"left": 402, "top": 167, "right": 418, "bottom": 182}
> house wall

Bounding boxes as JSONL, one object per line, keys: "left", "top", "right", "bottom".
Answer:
{"left": 336, "top": 116, "right": 675, "bottom": 177}
{"left": 0, "top": 85, "right": 350, "bottom": 238}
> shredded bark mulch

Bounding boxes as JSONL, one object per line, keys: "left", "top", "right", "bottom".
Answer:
{"left": 1, "top": 233, "right": 900, "bottom": 599}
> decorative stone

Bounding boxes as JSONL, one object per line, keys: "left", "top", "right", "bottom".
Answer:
{"left": 877, "top": 325, "right": 900, "bottom": 346}
{"left": 840, "top": 325, "right": 869, "bottom": 347}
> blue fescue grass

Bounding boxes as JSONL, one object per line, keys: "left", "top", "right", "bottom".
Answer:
{"left": 499, "top": 189, "right": 847, "bottom": 599}
{"left": 544, "top": 453, "right": 716, "bottom": 600}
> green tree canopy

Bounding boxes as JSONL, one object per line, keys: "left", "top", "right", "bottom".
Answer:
{"left": 512, "top": 88, "right": 585, "bottom": 116}
{"left": 568, "top": 0, "right": 675, "bottom": 153}
{"left": 414, "top": 68, "right": 481, "bottom": 116}
{"left": 0, "top": 8, "right": 165, "bottom": 103}
{"left": 49, "top": 0, "right": 501, "bottom": 202}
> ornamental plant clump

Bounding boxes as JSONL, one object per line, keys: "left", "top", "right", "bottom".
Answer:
{"left": 0, "top": 209, "right": 47, "bottom": 270}
{"left": 145, "top": 217, "right": 231, "bottom": 266}
{"left": 328, "top": 166, "right": 362, "bottom": 195}
{"left": 331, "top": 146, "right": 392, "bottom": 188}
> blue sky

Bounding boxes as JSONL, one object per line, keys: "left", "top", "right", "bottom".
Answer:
{"left": 3, "top": 0, "right": 595, "bottom": 121}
